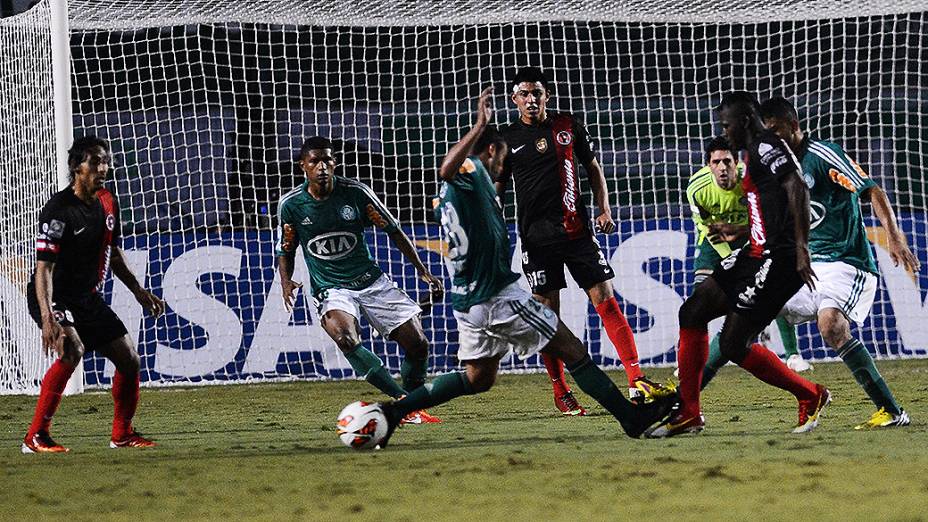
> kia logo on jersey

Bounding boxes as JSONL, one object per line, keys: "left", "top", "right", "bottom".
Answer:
{"left": 307, "top": 231, "right": 357, "bottom": 260}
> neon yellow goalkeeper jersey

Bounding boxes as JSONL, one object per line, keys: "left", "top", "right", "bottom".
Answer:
{"left": 685, "top": 163, "right": 748, "bottom": 258}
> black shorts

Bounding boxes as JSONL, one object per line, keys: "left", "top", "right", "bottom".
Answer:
{"left": 711, "top": 249, "right": 804, "bottom": 325}
{"left": 521, "top": 236, "right": 614, "bottom": 294}
{"left": 27, "top": 283, "right": 129, "bottom": 351}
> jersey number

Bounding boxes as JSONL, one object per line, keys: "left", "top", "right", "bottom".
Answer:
{"left": 440, "top": 202, "right": 468, "bottom": 274}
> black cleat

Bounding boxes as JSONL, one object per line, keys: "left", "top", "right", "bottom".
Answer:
{"left": 619, "top": 393, "right": 679, "bottom": 439}
{"left": 375, "top": 402, "right": 403, "bottom": 449}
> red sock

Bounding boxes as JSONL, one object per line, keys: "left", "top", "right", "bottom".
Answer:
{"left": 595, "top": 297, "right": 643, "bottom": 386}
{"left": 677, "top": 327, "right": 709, "bottom": 417}
{"left": 738, "top": 343, "right": 818, "bottom": 401}
{"left": 541, "top": 352, "right": 570, "bottom": 396}
{"left": 112, "top": 370, "right": 140, "bottom": 439}
{"left": 28, "top": 359, "right": 75, "bottom": 435}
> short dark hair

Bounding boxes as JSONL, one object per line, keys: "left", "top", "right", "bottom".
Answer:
{"left": 511, "top": 67, "right": 552, "bottom": 92}
{"left": 299, "top": 136, "right": 333, "bottom": 160}
{"left": 705, "top": 135, "right": 737, "bottom": 164}
{"left": 759, "top": 96, "right": 800, "bottom": 124}
{"left": 473, "top": 127, "right": 506, "bottom": 155}
{"left": 716, "top": 91, "right": 761, "bottom": 116}
{"left": 67, "top": 135, "right": 108, "bottom": 181}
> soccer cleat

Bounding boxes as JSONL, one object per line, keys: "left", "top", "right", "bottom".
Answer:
{"left": 630, "top": 376, "right": 677, "bottom": 404}
{"left": 620, "top": 393, "right": 680, "bottom": 439}
{"left": 786, "top": 354, "right": 813, "bottom": 373}
{"left": 555, "top": 391, "right": 587, "bottom": 416}
{"left": 401, "top": 409, "right": 443, "bottom": 425}
{"left": 854, "top": 408, "right": 910, "bottom": 430}
{"left": 793, "top": 385, "right": 831, "bottom": 434}
{"left": 110, "top": 430, "right": 157, "bottom": 448}
{"left": 21, "top": 431, "right": 69, "bottom": 454}
{"left": 644, "top": 410, "right": 705, "bottom": 438}
{"left": 375, "top": 402, "right": 403, "bottom": 449}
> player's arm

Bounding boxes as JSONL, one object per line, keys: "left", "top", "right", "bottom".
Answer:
{"left": 575, "top": 119, "right": 615, "bottom": 234}
{"left": 686, "top": 181, "right": 738, "bottom": 255}
{"left": 110, "top": 246, "right": 165, "bottom": 317}
{"left": 275, "top": 213, "right": 302, "bottom": 312}
{"left": 33, "top": 260, "right": 64, "bottom": 356}
{"left": 782, "top": 170, "right": 815, "bottom": 289}
{"left": 862, "top": 184, "right": 920, "bottom": 272}
{"left": 439, "top": 86, "right": 493, "bottom": 182}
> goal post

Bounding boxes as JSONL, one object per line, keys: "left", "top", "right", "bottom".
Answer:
{"left": 1, "top": 0, "right": 926, "bottom": 392}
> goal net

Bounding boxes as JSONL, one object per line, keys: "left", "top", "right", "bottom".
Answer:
{"left": 2, "top": 0, "right": 926, "bottom": 392}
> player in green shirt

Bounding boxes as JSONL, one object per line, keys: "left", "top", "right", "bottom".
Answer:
{"left": 373, "top": 87, "right": 677, "bottom": 445}
{"left": 688, "top": 137, "right": 810, "bottom": 387}
{"left": 761, "top": 97, "right": 920, "bottom": 429}
{"left": 276, "top": 136, "right": 444, "bottom": 423}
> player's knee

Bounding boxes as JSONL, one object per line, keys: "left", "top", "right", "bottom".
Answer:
{"left": 678, "top": 298, "right": 703, "bottom": 329}
{"left": 120, "top": 350, "right": 141, "bottom": 374}
{"left": 819, "top": 321, "right": 848, "bottom": 348}
{"left": 61, "top": 341, "right": 84, "bottom": 366}
{"left": 332, "top": 331, "right": 361, "bottom": 352}
{"left": 468, "top": 370, "right": 496, "bottom": 393}
{"left": 405, "top": 332, "right": 429, "bottom": 358}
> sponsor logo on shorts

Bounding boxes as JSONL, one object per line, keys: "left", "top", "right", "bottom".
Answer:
{"left": 556, "top": 130, "right": 572, "bottom": 146}
{"left": 307, "top": 231, "right": 357, "bottom": 260}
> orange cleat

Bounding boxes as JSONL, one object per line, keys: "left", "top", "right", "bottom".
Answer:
{"left": 110, "top": 430, "right": 157, "bottom": 448}
{"left": 21, "top": 431, "right": 69, "bottom": 454}
{"left": 555, "top": 391, "right": 587, "bottom": 416}
{"left": 401, "top": 409, "right": 442, "bottom": 425}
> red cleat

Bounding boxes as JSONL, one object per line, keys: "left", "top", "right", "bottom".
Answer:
{"left": 401, "top": 409, "right": 442, "bottom": 425}
{"left": 555, "top": 391, "right": 587, "bottom": 416}
{"left": 22, "top": 431, "right": 69, "bottom": 454}
{"left": 793, "top": 384, "right": 831, "bottom": 434}
{"left": 110, "top": 430, "right": 157, "bottom": 448}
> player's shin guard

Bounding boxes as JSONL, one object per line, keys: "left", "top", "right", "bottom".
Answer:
{"left": 393, "top": 372, "right": 474, "bottom": 418}
{"left": 566, "top": 355, "right": 634, "bottom": 419}
{"left": 541, "top": 352, "right": 570, "bottom": 396}
{"left": 594, "top": 297, "right": 643, "bottom": 386}
{"left": 344, "top": 344, "right": 407, "bottom": 399}
{"left": 28, "top": 359, "right": 75, "bottom": 436}
{"left": 677, "top": 327, "right": 709, "bottom": 417}
{"left": 112, "top": 370, "right": 140, "bottom": 440}
{"left": 400, "top": 356, "right": 428, "bottom": 392}
{"left": 738, "top": 343, "right": 818, "bottom": 400}
{"left": 838, "top": 338, "right": 902, "bottom": 415}
{"left": 701, "top": 332, "right": 726, "bottom": 390}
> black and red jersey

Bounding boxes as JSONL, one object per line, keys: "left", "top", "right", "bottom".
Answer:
{"left": 498, "top": 111, "right": 597, "bottom": 248}
{"left": 32, "top": 187, "right": 121, "bottom": 297}
{"left": 742, "top": 129, "right": 804, "bottom": 258}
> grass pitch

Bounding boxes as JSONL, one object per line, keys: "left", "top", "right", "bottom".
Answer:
{"left": 2, "top": 359, "right": 927, "bottom": 521}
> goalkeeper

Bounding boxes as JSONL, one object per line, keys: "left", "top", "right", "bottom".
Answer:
{"left": 687, "top": 136, "right": 811, "bottom": 389}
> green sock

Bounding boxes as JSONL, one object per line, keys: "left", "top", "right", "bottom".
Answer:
{"left": 344, "top": 344, "right": 407, "bottom": 399}
{"left": 838, "top": 338, "right": 901, "bottom": 415}
{"left": 394, "top": 372, "right": 474, "bottom": 417}
{"left": 776, "top": 317, "right": 800, "bottom": 357}
{"left": 566, "top": 356, "right": 633, "bottom": 420}
{"left": 400, "top": 356, "right": 428, "bottom": 392}
{"left": 701, "top": 333, "right": 727, "bottom": 390}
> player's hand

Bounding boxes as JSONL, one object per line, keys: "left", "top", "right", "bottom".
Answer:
{"left": 40, "top": 317, "right": 65, "bottom": 357}
{"left": 476, "top": 86, "right": 494, "bottom": 126}
{"left": 422, "top": 272, "right": 444, "bottom": 302}
{"left": 282, "top": 279, "right": 303, "bottom": 312}
{"left": 134, "top": 288, "right": 165, "bottom": 318}
{"left": 708, "top": 223, "right": 743, "bottom": 243}
{"left": 888, "top": 235, "right": 921, "bottom": 273}
{"left": 796, "top": 246, "right": 817, "bottom": 291}
{"left": 594, "top": 211, "right": 615, "bottom": 234}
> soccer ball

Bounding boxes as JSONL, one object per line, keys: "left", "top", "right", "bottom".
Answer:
{"left": 336, "top": 401, "right": 388, "bottom": 450}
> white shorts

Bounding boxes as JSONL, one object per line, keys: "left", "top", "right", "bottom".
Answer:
{"left": 454, "top": 282, "right": 559, "bottom": 361}
{"left": 319, "top": 274, "right": 421, "bottom": 337}
{"left": 780, "top": 261, "right": 877, "bottom": 325}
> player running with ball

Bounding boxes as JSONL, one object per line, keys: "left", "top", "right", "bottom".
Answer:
{"left": 276, "top": 137, "right": 443, "bottom": 423}
{"left": 762, "top": 96, "right": 917, "bottom": 429}
{"left": 375, "top": 87, "right": 677, "bottom": 446}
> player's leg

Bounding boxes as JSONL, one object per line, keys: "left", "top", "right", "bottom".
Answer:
{"left": 818, "top": 308, "right": 907, "bottom": 428}
{"left": 676, "top": 277, "right": 729, "bottom": 415}
{"left": 533, "top": 289, "right": 584, "bottom": 415}
{"left": 95, "top": 334, "right": 155, "bottom": 448}
{"left": 321, "top": 308, "right": 406, "bottom": 399}
{"left": 719, "top": 311, "right": 828, "bottom": 433}
{"left": 777, "top": 317, "right": 810, "bottom": 372}
{"left": 388, "top": 316, "right": 429, "bottom": 392}
{"left": 23, "top": 326, "right": 82, "bottom": 453}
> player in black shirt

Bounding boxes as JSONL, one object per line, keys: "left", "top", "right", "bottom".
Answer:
{"left": 496, "top": 67, "right": 673, "bottom": 414}
{"left": 647, "top": 92, "right": 829, "bottom": 438}
{"left": 22, "top": 136, "right": 164, "bottom": 453}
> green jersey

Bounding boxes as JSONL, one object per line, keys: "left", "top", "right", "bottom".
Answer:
{"left": 685, "top": 163, "right": 748, "bottom": 258}
{"left": 435, "top": 156, "right": 520, "bottom": 312}
{"left": 276, "top": 176, "right": 399, "bottom": 300}
{"left": 798, "top": 137, "right": 878, "bottom": 274}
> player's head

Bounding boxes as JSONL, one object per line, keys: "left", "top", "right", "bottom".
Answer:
{"left": 298, "top": 136, "right": 336, "bottom": 194}
{"left": 760, "top": 96, "right": 803, "bottom": 150}
{"left": 705, "top": 135, "right": 739, "bottom": 190}
{"left": 472, "top": 127, "right": 508, "bottom": 178}
{"left": 67, "top": 135, "right": 110, "bottom": 192}
{"left": 511, "top": 67, "right": 551, "bottom": 124}
{"left": 715, "top": 91, "right": 763, "bottom": 149}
